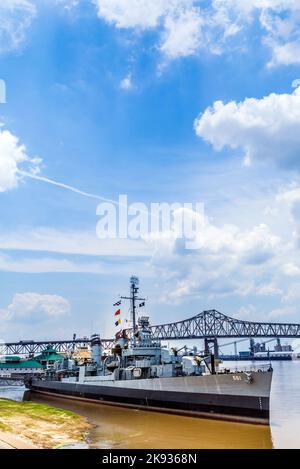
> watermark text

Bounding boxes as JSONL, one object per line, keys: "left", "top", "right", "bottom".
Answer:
{"left": 96, "top": 195, "right": 204, "bottom": 249}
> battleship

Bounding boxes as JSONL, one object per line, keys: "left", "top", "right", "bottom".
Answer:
{"left": 26, "top": 277, "right": 273, "bottom": 425}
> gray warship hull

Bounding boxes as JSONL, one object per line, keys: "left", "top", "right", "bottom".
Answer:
{"left": 28, "top": 370, "right": 272, "bottom": 425}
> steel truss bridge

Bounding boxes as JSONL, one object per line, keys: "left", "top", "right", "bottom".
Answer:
{"left": 2, "top": 309, "right": 300, "bottom": 356}
{"left": 148, "top": 309, "right": 300, "bottom": 340}
{"left": 0, "top": 338, "right": 114, "bottom": 356}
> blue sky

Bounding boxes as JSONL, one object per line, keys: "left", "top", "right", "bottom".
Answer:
{"left": 1, "top": 1, "right": 300, "bottom": 349}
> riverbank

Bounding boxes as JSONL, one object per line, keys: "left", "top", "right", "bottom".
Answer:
{"left": 0, "top": 398, "right": 91, "bottom": 449}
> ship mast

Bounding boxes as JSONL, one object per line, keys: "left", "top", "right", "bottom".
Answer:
{"left": 121, "top": 276, "right": 145, "bottom": 346}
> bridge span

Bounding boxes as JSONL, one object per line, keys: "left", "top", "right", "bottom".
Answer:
{"left": 0, "top": 338, "right": 114, "bottom": 356}
{"left": 2, "top": 309, "right": 300, "bottom": 356}
{"left": 149, "top": 309, "right": 300, "bottom": 340}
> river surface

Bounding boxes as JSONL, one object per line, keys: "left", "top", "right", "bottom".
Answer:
{"left": 0, "top": 361, "right": 299, "bottom": 449}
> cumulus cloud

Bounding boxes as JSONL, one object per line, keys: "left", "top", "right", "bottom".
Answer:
{"left": 194, "top": 86, "right": 300, "bottom": 168}
{"left": 160, "top": 6, "right": 203, "bottom": 59}
{"left": 93, "top": 0, "right": 206, "bottom": 60}
{"left": 2, "top": 0, "right": 300, "bottom": 65}
{"left": 0, "top": 127, "right": 41, "bottom": 192}
{"left": 144, "top": 185, "right": 300, "bottom": 310}
{"left": 0, "top": 0, "right": 36, "bottom": 54}
{"left": 266, "top": 40, "right": 300, "bottom": 67}
{"left": 204, "top": 1, "right": 300, "bottom": 66}
{"left": 258, "top": 3, "right": 300, "bottom": 67}
{"left": 93, "top": 0, "right": 168, "bottom": 29}
{"left": 92, "top": 0, "right": 300, "bottom": 64}
{"left": 148, "top": 207, "right": 281, "bottom": 303}
{"left": 93, "top": 0, "right": 210, "bottom": 59}
{"left": 0, "top": 292, "right": 71, "bottom": 322}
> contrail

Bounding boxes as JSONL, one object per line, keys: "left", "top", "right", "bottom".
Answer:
{"left": 19, "top": 171, "right": 168, "bottom": 219}
{"left": 19, "top": 170, "right": 123, "bottom": 207}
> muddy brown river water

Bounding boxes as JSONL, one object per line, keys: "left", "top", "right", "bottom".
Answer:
{"left": 1, "top": 360, "right": 300, "bottom": 448}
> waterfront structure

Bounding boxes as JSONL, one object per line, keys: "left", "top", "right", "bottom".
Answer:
{"left": 35, "top": 346, "right": 64, "bottom": 369}
{"left": 0, "top": 355, "right": 43, "bottom": 377}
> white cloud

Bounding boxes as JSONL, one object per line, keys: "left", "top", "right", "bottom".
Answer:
{"left": 268, "top": 305, "right": 296, "bottom": 318}
{"left": 276, "top": 184, "right": 300, "bottom": 249}
{"left": 0, "top": 292, "right": 70, "bottom": 322}
{"left": 277, "top": 185, "right": 300, "bottom": 205}
{"left": 258, "top": 4, "right": 300, "bottom": 67}
{"left": 2, "top": 0, "right": 300, "bottom": 65}
{"left": 0, "top": 127, "right": 41, "bottom": 192}
{"left": 194, "top": 86, "right": 300, "bottom": 168}
{"left": 148, "top": 207, "right": 281, "bottom": 303}
{"left": 282, "top": 284, "right": 300, "bottom": 303}
{"left": 94, "top": 0, "right": 208, "bottom": 60}
{"left": 0, "top": 227, "right": 151, "bottom": 257}
{"left": 92, "top": 0, "right": 300, "bottom": 65}
{"left": 0, "top": 252, "right": 153, "bottom": 276}
{"left": 236, "top": 304, "right": 258, "bottom": 320}
{"left": 0, "top": 183, "right": 298, "bottom": 321}
{"left": 0, "top": 0, "right": 36, "bottom": 54}
{"left": 226, "top": 303, "right": 296, "bottom": 321}
{"left": 210, "top": 1, "right": 300, "bottom": 66}
{"left": 282, "top": 263, "right": 300, "bottom": 277}
{"left": 93, "top": 0, "right": 208, "bottom": 60}
{"left": 255, "top": 283, "right": 282, "bottom": 296}
{"left": 292, "top": 78, "right": 300, "bottom": 89}
{"left": 140, "top": 187, "right": 300, "bottom": 309}
{"left": 120, "top": 73, "right": 133, "bottom": 90}
{"left": 266, "top": 39, "right": 300, "bottom": 67}
{"left": 0, "top": 254, "right": 104, "bottom": 274}
{"left": 93, "top": 0, "right": 169, "bottom": 29}
{"left": 160, "top": 6, "right": 203, "bottom": 59}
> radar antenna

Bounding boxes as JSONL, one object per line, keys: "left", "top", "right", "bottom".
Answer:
{"left": 121, "top": 276, "right": 146, "bottom": 346}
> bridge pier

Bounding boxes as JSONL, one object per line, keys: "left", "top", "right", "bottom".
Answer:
{"left": 249, "top": 338, "right": 255, "bottom": 356}
{"left": 204, "top": 337, "right": 219, "bottom": 359}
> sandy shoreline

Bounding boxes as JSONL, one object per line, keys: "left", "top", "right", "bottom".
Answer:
{"left": 0, "top": 398, "right": 91, "bottom": 449}
{"left": 0, "top": 430, "right": 38, "bottom": 449}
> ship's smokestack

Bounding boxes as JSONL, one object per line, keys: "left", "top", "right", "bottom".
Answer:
{"left": 91, "top": 333, "right": 102, "bottom": 366}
